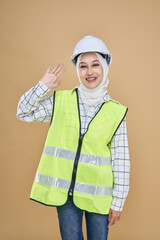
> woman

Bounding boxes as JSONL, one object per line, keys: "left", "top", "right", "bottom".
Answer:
{"left": 16, "top": 35, "right": 130, "bottom": 240}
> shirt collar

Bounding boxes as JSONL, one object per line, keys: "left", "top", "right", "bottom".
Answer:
{"left": 70, "top": 86, "right": 120, "bottom": 104}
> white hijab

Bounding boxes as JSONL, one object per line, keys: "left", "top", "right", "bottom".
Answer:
{"left": 75, "top": 52, "right": 110, "bottom": 106}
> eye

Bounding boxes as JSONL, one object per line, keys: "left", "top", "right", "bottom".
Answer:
{"left": 93, "top": 64, "right": 99, "bottom": 67}
{"left": 80, "top": 65, "right": 86, "bottom": 68}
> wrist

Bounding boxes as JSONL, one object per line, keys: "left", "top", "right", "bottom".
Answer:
{"left": 39, "top": 79, "right": 51, "bottom": 90}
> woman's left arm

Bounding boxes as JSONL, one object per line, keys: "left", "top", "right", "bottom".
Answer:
{"left": 110, "top": 116, "right": 130, "bottom": 211}
{"left": 108, "top": 117, "right": 130, "bottom": 228}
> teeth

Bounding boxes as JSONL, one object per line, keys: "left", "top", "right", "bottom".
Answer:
{"left": 86, "top": 77, "right": 96, "bottom": 81}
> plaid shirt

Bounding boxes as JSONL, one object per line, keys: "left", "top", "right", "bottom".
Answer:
{"left": 16, "top": 80, "right": 130, "bottom": 211}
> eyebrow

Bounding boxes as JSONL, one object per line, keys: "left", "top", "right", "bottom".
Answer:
{"left": 79, "top": 60, "right": 99, "bottom": 64}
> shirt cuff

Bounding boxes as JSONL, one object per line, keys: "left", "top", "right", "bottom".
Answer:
{"left": 36, "top": 79, "right": 51, "bottom": 96}
{"left": 110, "top": 197, "right": 125, "bottom": 212}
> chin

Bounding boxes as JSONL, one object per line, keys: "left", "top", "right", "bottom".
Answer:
{"left": 85, "top": 82, "right": 101, "bottom": 89}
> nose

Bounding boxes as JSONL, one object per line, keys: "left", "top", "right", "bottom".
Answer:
{"left": 87, "top": 66, "right": 93, "bottom": 75}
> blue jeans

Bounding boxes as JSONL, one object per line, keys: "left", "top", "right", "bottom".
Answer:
{"left": 56, "top": 195, "right": 109, "bottom": 240}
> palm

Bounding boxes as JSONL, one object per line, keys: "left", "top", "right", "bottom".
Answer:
{"left": 41, "top": 63, "right": 66, "bottom": 89}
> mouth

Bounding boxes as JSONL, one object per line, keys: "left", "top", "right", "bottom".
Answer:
{"left": 86, "top": 77, "right": 97, "bottom": 82}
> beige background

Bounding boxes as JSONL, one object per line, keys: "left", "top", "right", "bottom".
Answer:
{"left": 1, "top": 0, "right": 160, "bottom": 239}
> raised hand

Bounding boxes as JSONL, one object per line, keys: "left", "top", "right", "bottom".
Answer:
{"left": 41, "top": 63, "right": 67, "bottom": 89}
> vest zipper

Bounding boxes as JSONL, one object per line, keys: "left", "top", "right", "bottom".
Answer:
{"left": 68, "top": 89, "right": 106, "bottom": 196}
{"left": 68, "top": 134, "right": 84, "bottom": 196}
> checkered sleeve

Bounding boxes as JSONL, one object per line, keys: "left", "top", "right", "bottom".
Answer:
{"left": 110, "top": 117, "right": 130, "bottom": 211}
{"left": 16, "top": 80, "right": 54, "bottom": 122}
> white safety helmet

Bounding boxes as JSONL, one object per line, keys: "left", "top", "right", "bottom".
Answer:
{"left": 70, "top": 35, "right": 112, "bottom": 66}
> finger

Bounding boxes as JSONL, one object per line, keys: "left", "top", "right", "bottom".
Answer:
{"left": 108, "top": 216, "right": 114, "bottom": 228}
{"left": 46, "top": 64, "right": 52, "bottom": 73}
{"left": 51, "top": 64, "right": 61, "bottom": 74}
{"left": 57, "top": 79, "right": 63, "bottom": 85}
{"left": 109, "top": 215, "right": 118, "bottom": 225}
{"left": 56, "top": 68, "right": 67, "bottom": 79}
{"left": 54, "top": 64, "right": 64, "bottom": 75}
{"left": 108, "top": 218, "right": 116, "bottom": 228}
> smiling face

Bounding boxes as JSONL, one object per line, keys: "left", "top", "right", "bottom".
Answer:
{"left": 78, "top": 52, "right": 103, "bottom": 89}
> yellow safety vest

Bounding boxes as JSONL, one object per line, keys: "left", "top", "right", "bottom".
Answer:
{"left": 30, "top": 89, "right": 128, "bottom": 214}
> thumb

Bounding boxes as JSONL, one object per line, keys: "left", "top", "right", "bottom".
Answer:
{"left": 57, "top": 79, "right": 63, "bottom": 85}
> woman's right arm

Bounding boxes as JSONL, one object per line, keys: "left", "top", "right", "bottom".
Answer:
{"left": 16, "top": 79, "right": 53, "bottom": 122}
{"left": 16, "top": 63, "right": 67, "bottom": 122}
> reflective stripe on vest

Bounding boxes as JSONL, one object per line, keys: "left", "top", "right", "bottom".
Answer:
{"left": 43, "top": 145, "right": 112, "bottom": 166}
{"left": 35, "top": 172, "right": 113, "bottom": 196}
